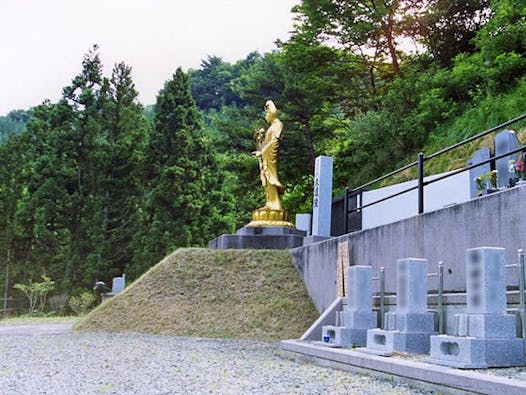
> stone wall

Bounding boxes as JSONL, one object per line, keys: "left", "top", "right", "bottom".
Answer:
{"left": 292, "top": 184, "right": 526, "bottom": 313}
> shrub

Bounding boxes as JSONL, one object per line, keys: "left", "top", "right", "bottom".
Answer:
{"left": 68, "top": 292, "right": 96, "bottom": 316}
{"left": 13, "top": 275, "right": 55, "bottom": 315}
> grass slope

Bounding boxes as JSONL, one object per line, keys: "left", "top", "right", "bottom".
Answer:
{"left": 75, "top": 248, "right": 318, "bottom": 340}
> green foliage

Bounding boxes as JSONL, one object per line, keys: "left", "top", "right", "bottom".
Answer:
{"left": 128, "top": 67, "right": 231, "bottom": 278}
{"left": 68, "top": 291, "right": 95, "bottom": 316}
{"left": 475, "top": 0, "right": 526, "bottom": 59}
{"left": 14, "top": 275, "right": 55, "bottom": 315}
{"left": 0, "top": 109, "right": 32, "bottom": 143}
{"left": 420, "top": 0, "right": 490, "bottom": 67}
{"left": 1, "top": 0, "right": 525, "bottom": 294}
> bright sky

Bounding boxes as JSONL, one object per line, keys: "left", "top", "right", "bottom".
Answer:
{"left": 0, "top": 0, "right": 300, "bottom": 116}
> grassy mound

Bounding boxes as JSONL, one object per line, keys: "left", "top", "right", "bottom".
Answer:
{"left": 75, "top": 248, "right": 318, "bottom": 340}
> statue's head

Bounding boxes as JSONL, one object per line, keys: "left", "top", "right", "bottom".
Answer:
{"left": 265, "top": 100, "right": 278, "bottom": 122}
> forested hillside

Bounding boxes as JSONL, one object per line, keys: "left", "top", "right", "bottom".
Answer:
{"left": 1, "top": 0, "right": 525, "bottom": 305}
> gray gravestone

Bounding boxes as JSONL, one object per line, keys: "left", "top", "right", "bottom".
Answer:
{"left": 111, "top": 275, "right": 125, "bottom": 294}
{"left": 312, "top": 156, "right": 333, "bottom": 237}
{"left": 467, "top": 147, "right": 492, "bottom": 198}
{"left": 295, "top": 214, "right": 312, "bottom": 236}
{"left": 364, "top": 258, "right": 436, "bottom": 355}
{"left": 426, "top": 247, "right": 526, "bottom": 368}
{"left": 321, "top": 266, "right": 377, "bottom": 347}
{"left": 495, "top": 129, "right": 520, "bottom": 188}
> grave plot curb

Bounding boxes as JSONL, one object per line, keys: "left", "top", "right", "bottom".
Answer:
{"left": 280, "top": 339, "right": 526, "bottom": 395}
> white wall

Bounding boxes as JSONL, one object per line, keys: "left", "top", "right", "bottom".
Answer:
{"left": 361, "top": 170, "right": 471, "bottom": 229}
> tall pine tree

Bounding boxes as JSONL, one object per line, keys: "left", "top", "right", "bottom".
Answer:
{"left": 129, "top": 68, "right": 219, "bottom": 278}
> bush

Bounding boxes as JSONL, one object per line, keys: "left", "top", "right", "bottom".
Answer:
{"left": 68, "top": 292, "right": 96, "bottom": 316}
{"left": 13, "top": 275, "right": 55, "bottom": 315}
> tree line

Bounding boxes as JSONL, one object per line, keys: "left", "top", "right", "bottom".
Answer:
{"left": 0, "top": 0, "right": 524, "bottom": 305}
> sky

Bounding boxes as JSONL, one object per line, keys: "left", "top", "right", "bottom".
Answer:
{"left": 0, "top": 0, "right": 301, "bottom": 116}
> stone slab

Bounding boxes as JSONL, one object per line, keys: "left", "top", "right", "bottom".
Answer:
{"left": 342, "top": 310, "right": 377, "bottom": 330}
{"left": 295, "top": 214, "right": 312, "bottom": 236}
{"left": 495, "top": 129, "right": 520, "bottom": 188}
{"left": 322, "top": 325, "right": 368, "bottom": 347}
{"left": 466, "top": 247, "right": 507, "bottom": 314}
{"left": 365, "top": 328, "right": 435, "bottom": 355}
{"left": 385, "top": 312, "right": 435, "bottom": 333}
{"left": 426, "top": 335, "right": 526, "bottom": 368}
{"left": 280, "top": 339, "right": 526, "bottom": 395}
{"left": 347, "top": 265, "right": 373, "bottom": 311}
{"left": 468, "top": 147, "right": 492, "bottom": 198}
{"left": 312, "top": 156, "right": 333, "bottom": 237}
{"left": 236, "top": 226, "right": 306, "bottom": 236}
{"left": 208, "top": 234, "right": 304, "bottom": 250}
{"left": 455, "top": 313, "right": 517, "bottom": 338}
{"left": 396, "top": 258, "right": 429, "bottom": 314}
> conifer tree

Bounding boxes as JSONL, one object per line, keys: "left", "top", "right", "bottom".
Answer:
{"left": 129, "top": 68, "right": 218, "bottom": 278}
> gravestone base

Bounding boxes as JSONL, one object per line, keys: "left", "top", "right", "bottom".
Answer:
{"left": 363, "top": 328, "right": 435, "bottom": 356}
{"left": 455, "top": 313, "right": 517, "bottom": 338}
{"left": 342, "top": 310, "right": 377, "bottom": 329}
{"left": 385, "top": 312, "right": 435, "bottom": 332}
{"left": 208, "top": 226, "right": 306, "bottom": 250}
{"left": 321, "top": 325, "right": 368, "bottom": 347}
{"left": 425, "top": 335, "right": 526, "bottom": 368}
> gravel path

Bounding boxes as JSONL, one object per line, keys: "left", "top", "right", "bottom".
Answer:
{"left": 0, "top": 327, "right": 432, "bottom": 395}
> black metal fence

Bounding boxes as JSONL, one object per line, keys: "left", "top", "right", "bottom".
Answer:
{"left": 332, "top": 113, "right": 526, "bottom": 236}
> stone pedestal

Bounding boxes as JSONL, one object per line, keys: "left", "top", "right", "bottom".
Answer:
{"left": 426, "top": 247, "right": 526, "bottom": 368}
{"left": 321, "top": 266, "right": 377, "bottom": 347}
{"left": 208, "top": 226, "right": 305, "bottom": 250}
{"left": 364, "top": 258, "right": 436, "bottom": 356}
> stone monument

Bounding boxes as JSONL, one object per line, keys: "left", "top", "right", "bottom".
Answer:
{"left": 209, "top": 100, "right": 305, "bottom": 249}
{"left": 468, "top": 147, "right": 492, "bottom": 198}
{"left": 425, "top": 247, "right": 526, "bottom": 368}
{"left": 321, "top": 265, "right": 377, "bottom": 347}
{"left": 495, "top": 129, "right": 521, "bottom": 188}
{"left": 364, "top": 258, "right": 436, "bottom": 355}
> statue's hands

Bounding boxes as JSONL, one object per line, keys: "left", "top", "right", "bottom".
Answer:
{"left": 253, "top": 128, "right": 265, "bottom": 140}
{"left": 252, "top": 150, "right": 262, "bottom": 157}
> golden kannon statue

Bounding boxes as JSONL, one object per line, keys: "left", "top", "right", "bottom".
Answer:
{"left": 248, "top": 100, "right": 294, "bottom": 227}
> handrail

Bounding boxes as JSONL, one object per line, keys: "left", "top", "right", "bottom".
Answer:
{"left": 343, "top": 113, "right": 526, "bottom": 224}
{"left": 426, "top": 113, "right": 526, "bottom": 161}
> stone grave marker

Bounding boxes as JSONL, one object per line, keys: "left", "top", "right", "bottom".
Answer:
{"left": 312, "top": 156, "right": 333, "bottom": 237}
{"left": 467, "top": 147, "right": 491, "bottom": 198}
{"left": 495, "top": 129, "right": 521, "bottom": 188}
{"left": 321, "top": 265, "right": 377, "bottom": 347}
{"left": 426, "top": 247, "right": 526, "bottom": 368}
{"left": 364, "top": 258, "right": 436, "bottom": 355}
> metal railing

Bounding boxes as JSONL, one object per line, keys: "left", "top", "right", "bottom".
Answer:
{"left": 342, "top": 113, "right": 526, "bottom": 232}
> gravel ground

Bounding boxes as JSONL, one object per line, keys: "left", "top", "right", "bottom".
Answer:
{"left": 0, "top": 329, "right": 433, "bottom": 395}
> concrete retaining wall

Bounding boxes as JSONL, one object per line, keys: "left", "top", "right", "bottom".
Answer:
{"left": 292, "top": 184, "right": 526, "bottom": 313}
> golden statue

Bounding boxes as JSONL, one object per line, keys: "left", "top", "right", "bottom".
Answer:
{"left": 248, "top": 100, "right": 294, "bottom": 227}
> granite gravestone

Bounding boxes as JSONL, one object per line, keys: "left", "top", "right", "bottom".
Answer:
{"left": 321, "top": 265, "right": 377, "bottom": 347}
{"left": 364, "top": 258, "right": 436, "bottom": 355}
{"left": 295, "top": 214, "right": 312, "bottom": 236}
{"left": 426, "top": 247, "right": 526, "bottom": 368}
{"left": 467, "top": 147, "right": 492, "bottom": 198}
{"left": 495, "top": 129, "right": 521, "bottom": 188}
{"left": 312, "top": 156, "right": 333, "bottom": 237}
